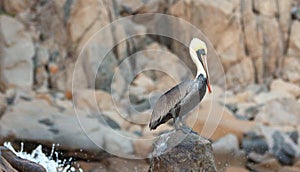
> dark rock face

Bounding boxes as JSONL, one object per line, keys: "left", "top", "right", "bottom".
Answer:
{"left": 0, "top": 146, "right": 46, "bottom": 172}
{"left": 149, "top": 130, "right": 217, "bottom": 172}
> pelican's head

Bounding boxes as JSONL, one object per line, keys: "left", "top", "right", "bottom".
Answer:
{"left": 189, "top": 38, "right": 211, "bottom": 93}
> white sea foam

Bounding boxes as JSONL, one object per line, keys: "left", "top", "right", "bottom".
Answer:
{"left": 3, "top": 142, "right": 82, "bottom": 172}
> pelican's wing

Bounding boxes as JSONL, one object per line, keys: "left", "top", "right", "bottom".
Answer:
{"left": 149, "top": 80, "right": 191, "bottom": 130}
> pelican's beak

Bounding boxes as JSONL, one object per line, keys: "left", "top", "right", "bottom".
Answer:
{"left": 202, "top": 55, "right": 212, "bottom": 94}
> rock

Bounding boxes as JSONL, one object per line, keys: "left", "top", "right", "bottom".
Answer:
{"left": 0, "top": 15, "right": 34, "bottom": 88}
{"left": 288, "top": 21, "right": 300, "bottom": 57}
{"left": 253, "top": 0, "right": 278, "bottom": 17}
{"left": 2, "top": 0, "right": 33, "bottom": 14}
{"left": 132, "top": 73, "right": 155, "bottom": 92}
{"left": 117, "top": 0, "right": 144, "bottom": 14}
{"left": 242, "top": 0, "right": 282, "bottom": 82}
{"left": 67, "top": 0, "right": 106, "bottom": 43}
{"left": 187, "top": 100, "right": 255, "bottom": 141}
{"left": 213, "top": 134, "right": 247, "bottom": 170}
{"left": 0, "top": 146, "right": 46, "bottom": 172}
{"left": 291, "top": 5, "right": 300, "bottom": 20}
{"left": 149, "top": 130, "right": 217, "bottom": 172}
{"left": 169, "top": 0, "right": 245, "bottom": 71}
{"left": 278, "top": 0, "right": 293, "bottom": 53}
{"left": 34, "top": 46, "right": 49, "bottom": 67}
{"left": 260, "top": 16, "right": 282, "bottom": 80}
{"left": 247, "top": 152, "right": 274, "bottom": 163}
{"left": 74, "top": 20, "right": 116, "bottom": 91}
{"left": 254, "top": 91, "right": 294, "bottom": 104}
{"left": 255, "top": 99, "right": 300, "bottom": 127}
{"left": 247, "top": 157, "right": 281, "bottom": 172}
{"left": 73, "top": 89, "right": 132, "bottom": 129}
{"left": 54, "top": 59, "right": 89, "bottom": 91}
{"left": 135, "top": 0, "right": 162, "bottom": 13}
{"left": 0, "top": 93, "right": 7, "bottom": 119}
{"left": 225, "top": 90, "right": 255, "bottom": 104}
{"left": 270, "top": 79, "right": 300, "bottom": 98}
{"left": 236, "top": 103, "right": 262, "bottom": 120}
{"left": 133, "top": 137, "right": 153, "bottom": 158}
{"left": 283, "top": 57, "right": 300, "bottom": 84}
{"left": 258, "top": 126, "right": 300, "bottom": 165}
{"left": 241, "top": 0, "right": 263, "bottom": 59}
{"left": 34, "top": 66, "right": 48, "bottom": 93}
{"left": 242, "top": 132, "right": 269, "bottom": 154}
{"left": 226, "top": 58, "right": 255, "bottom": 90}
{"left": 0, "top": 99, "right": 134, "bottom": 157}
{"left": 213, "top": 134, "right": 239, "bottom": 155}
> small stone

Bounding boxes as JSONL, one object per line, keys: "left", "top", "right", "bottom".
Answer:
{"left": 213, "top": 134, "right": 246, "bottom": 170}
{"left": 213, "top": 134, "right": 239, "bottom": 154}
{"left": 242, "top": 132, "right": 268, "bottom": 154}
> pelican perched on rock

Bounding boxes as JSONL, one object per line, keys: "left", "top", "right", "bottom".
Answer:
{"left": 149, "top": 38, "right": 211, "bottom": 131}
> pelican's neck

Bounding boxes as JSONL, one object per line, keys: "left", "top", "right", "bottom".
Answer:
{"left": 195, "top": 61, "right": 207, "bottom": 79}
{"left": 190, "top": 48, "right": 206, "bottom": 80}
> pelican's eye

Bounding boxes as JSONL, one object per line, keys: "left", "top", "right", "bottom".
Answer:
{"left": 196, "top": 49, "right": 206, "bottom": 59}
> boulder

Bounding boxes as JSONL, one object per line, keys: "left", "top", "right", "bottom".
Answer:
{"left": 0, "top": 15, "right": 34, "bottom": 88}
{"left": 270, "top": 79, "right": 300, "bottom": 98}
{"left": 149, "top": 130, "right": 217, "bottom": 172}
{"left": 288, "top": 21, "right": 300, "bottom": 57}
{"left": 213, "top": 134, "right": 247, "bottom": 170}
{"left": 255, "top": 99, "right": 300, "bottom": 127}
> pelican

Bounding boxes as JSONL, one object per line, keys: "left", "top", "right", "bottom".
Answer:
{"left": 149, "top": 38, "right": 211, "bottom": 131}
